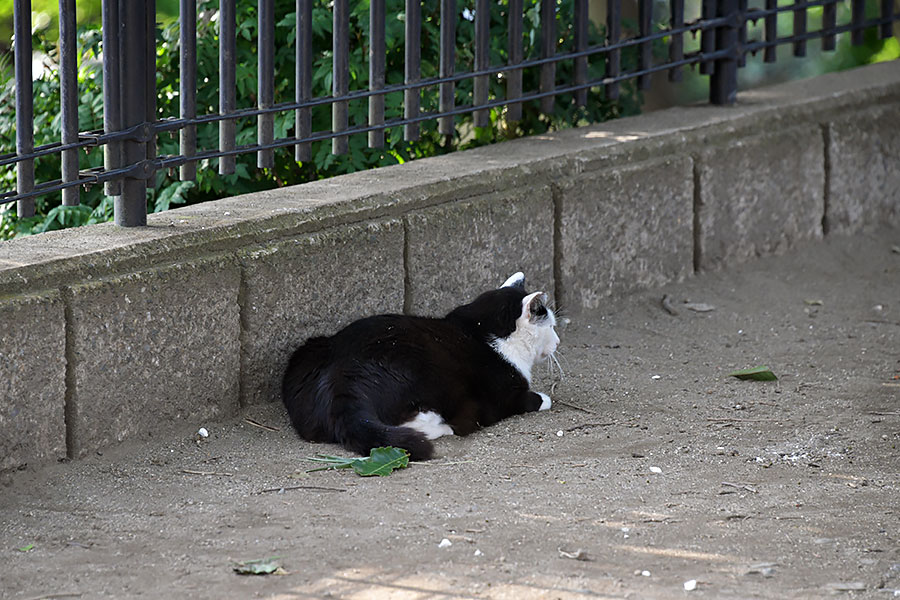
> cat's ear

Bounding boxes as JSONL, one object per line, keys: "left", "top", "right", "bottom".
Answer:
{"left": 500, "top": 272, "right": 526, "bottom": 290}
{"left": 522, "top": 291, "right": 548, "bottom": 321}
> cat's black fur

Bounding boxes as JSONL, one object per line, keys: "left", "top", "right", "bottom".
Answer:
{"left": 281, "top": 275, "right": 556, "bottom": 461}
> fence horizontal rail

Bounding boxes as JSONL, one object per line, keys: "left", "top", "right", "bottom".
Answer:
{"left": 2, "top": 0, "right": 898, "bottom": 228}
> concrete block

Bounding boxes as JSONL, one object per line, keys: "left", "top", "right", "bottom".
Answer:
{"left": 697, "top": 125, "right": 824, "bottom": 270}
{"left": 558, "top": 156, "right": 694, "bottom": 312}
{"left": 240, "top": 220, "right": 404, "bottom": 405}
{"left": 0, "top": 292, "right": 66, "bottom": 471}
{"left": 405, "top": 189, "right": 555, "bottom": 316}
{"left": 67, "top": 258, "right": 241, "bottom": 457}
{"left": 827, "top": 103, "right": 900, "bottom": 234}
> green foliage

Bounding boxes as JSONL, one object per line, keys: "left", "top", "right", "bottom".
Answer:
{"left": 728, "top": 366, "right": 778, "bottom": 381}
{"left": 306, "top": 446, "right": 411, "bottom": 476}
{"left": 232, "top": 556, "right": 285, "bottom": 575}
{"left": 2, "top": 0, "right": 645, "bottom": 239}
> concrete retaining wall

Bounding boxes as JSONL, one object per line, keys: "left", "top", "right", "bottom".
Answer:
{"left": 1, "top": 62, "right": 899, "bottom": 471}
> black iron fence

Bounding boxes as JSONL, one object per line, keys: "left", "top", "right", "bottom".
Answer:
{"left": 2, "top": 0, "right": 898, "bottom": 227}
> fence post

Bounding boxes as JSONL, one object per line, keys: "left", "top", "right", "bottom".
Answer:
{"left": 109, "top": 0, "right": 154, "bottom": 226}
{"left": 13, "top": 0, "right": 35, "bottom": 218}
{"left": 710, "top": 0, "right": 739, "bottom": 105}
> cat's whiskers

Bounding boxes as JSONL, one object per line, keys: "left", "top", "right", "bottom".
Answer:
{"left": 553, "top": 350, "right": 572, "bottom": 370}
{"left": 550, "top": 352, "right": 565, "bottom": 379}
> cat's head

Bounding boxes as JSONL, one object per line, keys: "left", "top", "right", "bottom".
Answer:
{"left": 449, "top": 272, "right": 560, "bottom": 381}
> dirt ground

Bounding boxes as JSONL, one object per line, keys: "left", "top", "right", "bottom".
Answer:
{"left": 1, "top": 229, "right": 898, "bottom": 600}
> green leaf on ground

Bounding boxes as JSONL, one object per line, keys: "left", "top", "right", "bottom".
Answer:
{"left": 729, "top": 366, "right": 778, "bottom": 381}
{"left": 233, "top": 557, "right": 285, "bottom": 575}
{"left": 352, "top": 447, "right": 410, "bottom": 477}
{"left": 306, "top": 446, "right": 410, "bottom": 477}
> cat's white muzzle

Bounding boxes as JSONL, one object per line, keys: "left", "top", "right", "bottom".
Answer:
{"left": 537, "top": 328, "right": 560, "bottom": 361}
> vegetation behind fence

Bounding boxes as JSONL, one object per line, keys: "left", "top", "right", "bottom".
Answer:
{"left": 0, "top": 0, "right": 897, "bottom": 239}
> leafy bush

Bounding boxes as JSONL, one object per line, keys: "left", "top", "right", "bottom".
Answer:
{"left": 1, "top": 0, "right": 643, "bottom": 239}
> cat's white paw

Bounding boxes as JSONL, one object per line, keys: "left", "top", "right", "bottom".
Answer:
{"left": 538, "top": 392, "right": 552, "bottom": 411}
{"left": 403, "top": 411, "right": 455, "bottom": 440}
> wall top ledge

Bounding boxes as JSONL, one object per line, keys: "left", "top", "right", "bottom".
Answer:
{"left": 1, "top": 61, "right": 898, "bottom": 297}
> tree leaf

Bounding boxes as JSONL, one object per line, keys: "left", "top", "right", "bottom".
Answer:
{"left": 233, "top": 557, "right": 283, "bottom": 575}
{"left": 350, "top": 447, "right": 410, "bottom": 477}
{"left": 729, "top": 366, "right": 778, "bottom": 381}
{"left": 305, "top": 454, "right": 356, "bottom": 472}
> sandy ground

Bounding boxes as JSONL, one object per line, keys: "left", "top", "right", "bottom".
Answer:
{"left": 1, "top": 228, "right": 898, "bottom": 600}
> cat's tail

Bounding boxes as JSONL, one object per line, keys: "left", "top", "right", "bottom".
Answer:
{"left": 337, "top": 408, "right": 434, "bottom": 462}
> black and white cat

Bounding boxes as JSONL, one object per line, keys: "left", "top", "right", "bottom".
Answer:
{"left": 281, "top": 272, "right": 559, "bottom": 460}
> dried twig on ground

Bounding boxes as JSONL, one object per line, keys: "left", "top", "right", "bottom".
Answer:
{"left": 706, "top": 417, "right": 777, "bottom": 423}
{"left": 244, "top": 418, "right": 280, "bottom": 432}
{"left": 181, "top": 469, "right": 233, "bottom": 476}
{"left": 556, "top": 400, "right": 599, "bottom": 414}
{"left": 721, "top": 481, "right": 758, "bottom": 493}
{"left": 661, "top": 294, "right": 679, "bottom": 316}
{"left": 257, "top": 485, "right": 347, "bottom": 494}
{"left": 565, "top": 422, "right": 617, "bottom": 432}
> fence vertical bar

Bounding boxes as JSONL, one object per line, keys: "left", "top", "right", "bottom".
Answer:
{"left": 700, "top": 0, "right": 715, "bottom": 74}
{"left": 115, "top": 0, "right": 150, "bottom": 227}
{"left": 710, "top": 0, "right": 738, "bottom": 105}
{"left": 219, "top": 0, "right": 236, "bottom": 174}
{"left": 146, "top": 0, "right": 157, "bottom": 164}
{"left": 258, "top": 0, "right": 275, "bottom": 167}
{"left": 296, "top": 0, "right": 312, "bottom": 161}
{"left": 850, "top": 0, "right": 865, "bottom": 45}
{"left": 474, "top": 0, "right": 490, "bottom": 127}
{"left": 438, "top": 0, "right": 456, "bottom": 136}
{"left": 793, "top": 0, "right": 807, "bottom": 57}
{"left": 637, "top": 0, "right": 651, "bottom": 90}
{"left": 880, "top": 0, "right": 893, "bottom": 38}
{"left": 180, "top": 0, "right": 197, "bottom": 181}
{"left": 669, "top": 0, "right": 684, "bottom": 81}
{"left": 507, "top": 0, "right": 523, "bottom": 122}
{"left": 606, "top": 0, "right": 621, "bottom": 100}
{"left": 540, "top": 0, "right": 555, "bottom": 114}
{"left": 764, "top": 0, "right": 776, "bottom": 62}
{"left": 59, "top": 0, "right": 79, "bottom": 206}
{"left": 822, "top": 0, "right": 836, "bottom": 50}
{"left": 332, "top": 0, "right": 349, "bottom": 154}
{"left": 102, "top": 0, "right": 122, "bottom": 196}
{"left": 574, "top": 0, "right": 587, "bottom": 106}
{"left": 13, "top": 0, "right": 35, "bottom": 218}
{"left": 405, "top": 0, "right": 421, "bottom": 141}
{"left": 369, "top": 0, "right": 386, "bottom": 148}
